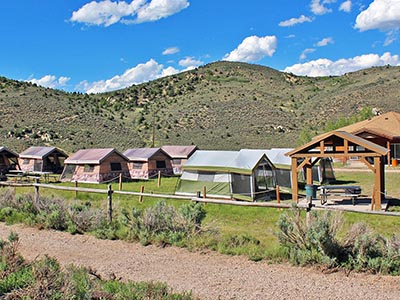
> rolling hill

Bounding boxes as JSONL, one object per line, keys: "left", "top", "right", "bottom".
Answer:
{"left": 1, "top": 61, "right": 400, "bottom": 154}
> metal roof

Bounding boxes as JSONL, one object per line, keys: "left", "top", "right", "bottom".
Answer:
{"left": 161, "top": 145, "right": 198, "bottom": 158}
{"left": 65, "top": 148, "right": 127, "bottom": 164}
{"left": 123, "top": 148, "right": 167, "bottom": 161}
{"left": 19, "top": 146, "right": 67, "bottom": 159}
{"left": 183, "top": 149, "right": 273, "bottom": 174}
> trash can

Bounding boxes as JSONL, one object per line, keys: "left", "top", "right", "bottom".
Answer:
{"left": 392, "top": 158, "right": 398, "bottom": 167}
{"left": 305, "top": 184, "right": 317, "bottom": 200}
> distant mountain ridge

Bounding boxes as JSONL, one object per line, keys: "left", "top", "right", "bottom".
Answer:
{"left": 1, "top": 61, "right": 399, "bottom": 153}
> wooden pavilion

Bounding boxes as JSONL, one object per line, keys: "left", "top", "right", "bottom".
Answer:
{"left": 286, "top": 131, "right": 389, "bottom": 210}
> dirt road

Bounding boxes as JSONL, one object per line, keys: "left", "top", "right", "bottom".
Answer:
{"left": 1, "top": 223, "right": 400, "bottom": 300}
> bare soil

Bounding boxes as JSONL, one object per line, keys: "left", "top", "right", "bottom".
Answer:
{"left": 1, "top": 223, "right": 400, "bottom": 300}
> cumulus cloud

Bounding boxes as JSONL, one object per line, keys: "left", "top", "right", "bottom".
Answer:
{"left": 300, "top": 48, "right": 316, "bottom": 60}
{"left": 223, "top": 35, "right": 277, "bottom": 63}
{"left": 315, "top": 37, "right": 334, "bottom": 47}
{"left": 284, "top": 52, "right": 400, "bottom": 76}
{"left": 70, "top": 0, "right": 190, "bottom": 27}
{"left": 355, "top": 0, "right": 400, "bottom": 32}
{"left": 339, "top": 0, "right": 352, "bottom": 12}
{"left": 178, "top": 57, "right": 203, "bottom": 69}
{"left": 80, "top": 59, "right": 180, "bottom": 93}
{"left": 279, "top": 15, "right": 312, "bottom": 27}
{"left": 162, "top": 47, "right": 180, "bottom": 55}
{"left": 28, "top": 75, "right": 71, "bottom": 89}
{"left": 310, "top": 0, "right": 334, "bottom": 15}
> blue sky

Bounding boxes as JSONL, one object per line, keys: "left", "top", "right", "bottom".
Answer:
{"left": 1, "top": 0, "right": 399, "bottom": 93}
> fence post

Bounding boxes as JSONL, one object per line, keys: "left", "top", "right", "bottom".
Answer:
{"left": 119, "top": 173, "right": 123, "bottom": 191}
{"left": 203, "top": 186, "right": 207, "bottom": 198}
{"left": 34, "top": 179, "right": 40, "bottom": 207}
{"left": 276, "top": 185, "right": 281, "bottom": 204}
{"left": 75, "top": 181, "right": 78, "bottom": 198}
{"left": 157, "top": 171, "right": 161, "bottom": 187}
{"left": 139, "top": 185, "right": 144, "bottom": 203}
{"left": 107, "top": 184, "right": 113, "bottom": 223}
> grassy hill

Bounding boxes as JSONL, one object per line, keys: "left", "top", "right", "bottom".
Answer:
{"left": 1, "top": 61, "right": 400, "bottom": 154}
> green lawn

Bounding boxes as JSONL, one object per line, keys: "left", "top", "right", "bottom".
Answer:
{"left": 6, "top": 169, "right": 400, "bottom": 257}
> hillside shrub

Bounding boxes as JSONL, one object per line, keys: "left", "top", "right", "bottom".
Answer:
{"left": 121, "top": 200, "right": 206, "bottom": 247}
{"left": 0, "top": 232, "right": 195, "bottom": 299}
{"left": 277, "top": 208, "right": 400, "bottom": 274}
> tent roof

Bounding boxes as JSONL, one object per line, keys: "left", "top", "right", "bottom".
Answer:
{"left": 183, "top": 149, "right": 272, "bottom": 174}
{"left": 161, "top": 145, "right": 198, "bottom": 158}
{"left": 243, "top": 148, "right": 293, "bottom": 167}
{"left": 65, "top": 148, "right": 127, "bottom": 164}
{"left": 123, "top": 148, "right": 167, "bottom": 162}
{"left": 0, "top": 147, "right": 19, "bottom": 158}
{"left": 320, "top": 111, "right": 400, "bottom": 141}
{"left": 19, "top": 146, "right": 68, "bottom": 159}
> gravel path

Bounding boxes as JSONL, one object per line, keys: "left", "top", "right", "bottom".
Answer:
{"left": 1, "top": 223, "right": 400, "bottom": 300}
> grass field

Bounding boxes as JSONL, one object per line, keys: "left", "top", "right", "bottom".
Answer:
{"left": 8, "top": 169, "right": 400, "bottom": 259}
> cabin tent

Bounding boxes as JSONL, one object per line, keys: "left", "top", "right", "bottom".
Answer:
{"left": 161, "top": 145, "right": 198, "bottom": 175}
{"left": 245, "top": 148, "right": 336, "bottom": 189}
{"left": 18, "top": 146, "right": 68, "bottom": 174}
{"left": 60, "top": 148, "right": 130, "bottom": 184}
{"left": 123, "top": 148, "right": 173, "bottom": 180}
{"left": 175, "top": 150, "right": 276, "bottom": 201}
{"left": 0, "top": 147, "right": 19, "bottom": 180}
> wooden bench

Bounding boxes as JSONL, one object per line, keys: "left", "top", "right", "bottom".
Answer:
{"left": 318, "top": 185, "right": 362, "bottom": 205}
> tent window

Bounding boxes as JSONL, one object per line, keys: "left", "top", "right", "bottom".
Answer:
{"left": 110, "top": 162, "right": 122, "bottom": 171}
{"left": 23, "top": 159, "right": 29, "bottom": 165}
{"left": 391, "top": 143, "right": 400, "bottom": 159}
{"left": 133, "top": 162, "right": 143, "bottom": 169}
{"left": 172, "top": 159, "right": 181, "bottom": 165}
{"left": 231, "top": 173, "right": 251, "bottom": 196}
{"left": 156, "top": 160, "right": 166, "bottom": 169}
{"left": 84, "top": 164, "right": 95, "bottom": 172}
{"left": 198, "top": 172, "right": 215, "bottom": 182}
{"left": 0, "top": 156, "right": 4, "bottom": 165}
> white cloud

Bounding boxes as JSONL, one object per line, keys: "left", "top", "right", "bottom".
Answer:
{"left": 279, "top": 15, "right": 312, "bottom": 27}
{"left": 339, "top": 0, "right": 352, "bottom": 12}
{"left": 178, "top": 57, "right": 203, "bottom": 69}
{"left": 315, "top": 37, "right": 334, "bottom": 47}
{"left": 310, "top": 0, "right": 334, "bottom": 15}
{"left": 300, "top": 48, "right": 316, "bottom": 60}
{"left": 223, "top": 35, "right": 277, "bottom": 63}
{"left": 134, "top": 0, "right": 190, "bottom": 23}
{"left": 284, "top": 52, "right": 400, "bottom": 76}
{"left": 355, "top": 0, "right": 400, "bottom": 32}
{"left": 162, "top": 47, "right": 180, "bottom": 55}
{"left": 81, "top": 59, "right": 178, "bottom": 93}
{"left": 28, "top": 75, "right": 71, "bottom": 89}
{"left": 70, "top": 0, "right": 190, "bottom": 27}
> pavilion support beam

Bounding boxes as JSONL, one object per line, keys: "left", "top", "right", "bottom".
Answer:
{"left": 387, "top": 141, "right": 391, "bottom": 165}
{"left": 291, "top": 157, "right": 299, "bottom": 202}
{"left": 306, "top": 166, "right": 313, "bottom": 185}
{"left": 360, "top": 157, "right": 375, "bottom": 172}
{"left": 373, "top": 157, "right": 384, "bottom": 210}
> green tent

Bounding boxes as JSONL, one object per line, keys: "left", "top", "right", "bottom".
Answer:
{"left": 175, "top": 150, "right": 276, "bottom": 201}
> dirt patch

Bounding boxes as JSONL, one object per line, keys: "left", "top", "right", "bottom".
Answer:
{"left": 1, "top": 223, "right": 400, "bottom": 300}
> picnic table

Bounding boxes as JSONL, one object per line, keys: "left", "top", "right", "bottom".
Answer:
{"left": 318, "top": 185, "right": 362, "bottom": 205}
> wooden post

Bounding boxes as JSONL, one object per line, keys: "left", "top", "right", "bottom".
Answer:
{"left": 139, "top": 185, "right": 145, "bottom": 203}
{"left": 107, "top": 184, "right": 113, "bottom": 223}
{"left": 157, "top": 171, "right": 161, "bottom": 187}
{"left": 276, "top": 185, "right": 281, "bottom": 203}
{"left": 34, "top": 179, "right": 40, "bottom": 207}
{"left": 75, "top": 181, "right": 78, "bottom": 198}
{"left": 291, "top": 157, "right": 299, "bottom": 202}
{"left": 203, "top": 186, "right": 207, "bottom": 198}
{"left": 119, "top": 173, "right": 123, "bottom": 191}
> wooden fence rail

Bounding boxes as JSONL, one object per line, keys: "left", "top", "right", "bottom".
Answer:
{"left": 0, "top": 182, "right": 399, "bottom": 220}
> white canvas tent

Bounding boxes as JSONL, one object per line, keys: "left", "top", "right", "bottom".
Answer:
{"left": 175, "top": 150, "right": 276, "bottom": 201}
